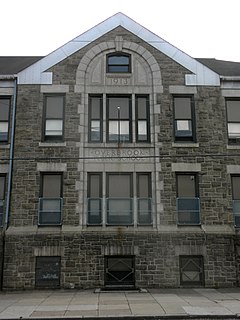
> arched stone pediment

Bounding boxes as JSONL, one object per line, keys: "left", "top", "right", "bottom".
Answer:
{"left": 76, "top": 39, "right": 162, "bottom": 92}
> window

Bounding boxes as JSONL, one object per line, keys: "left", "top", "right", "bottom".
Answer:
{"left": 176, "top": 173, "right": 200, "bottom": 225}
{"left": 136, "top": 95, "right": 150, "bottom": 142}
{"left": 0, "top": 97, "right": 10, "bottom": 142}
{"left": 35, "top": 256, "right": 61, "bottom": 288}
{"left": 174, "top": 96, "right": 195, "bottom": 142}
{"left": 137, "top": 173, "right": 152, "bottom": 224}
{"left": 179, "top": 255, "right": 204, "bottom": 286}
{"left": 88, "top": 94, "right": 150, "bottom": 143}
{"left": 87, "top": 172, "right": 152, "bottom": 226}
{"left": 231, "top": 175, "right": 240, "bottom": 227}
{"left": 89, "top": 95, "right": 102, "bottom": 142}
{"left": 39, "top": 173, "right": 63, "bottom": 225}
{"left": 107, "top": 53, "right": 131, "bottom": 73}
{"left": 43, "top": 95, "right": 64, "bottom": 141}
{"left": 107, "top": 173, "right": 133, "bottom": 225}
{"left": 226, "top": 99, "right": 240, "bottom": 143}
{"left": 0, "top": 175, "right": 6, "bottom": 226}
{"left": 107, "top": 95, "right": 132, "bottom": 142}
{"left": 87, "top": 173, "right": 102, "bottom": 224}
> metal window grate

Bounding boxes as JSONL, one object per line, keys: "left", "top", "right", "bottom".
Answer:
{"left": 180, "top": 255, "right": 204, "bottom": 286}
{"left": 35, "top": 256, "right": 61, "bottom": 288}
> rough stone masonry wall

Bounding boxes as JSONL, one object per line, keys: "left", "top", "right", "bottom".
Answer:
{"left": 2, "top": 232, "right": 237, "bottom": 290}
{"left": 0, "top": 233, "right": 3, "bottom": 288}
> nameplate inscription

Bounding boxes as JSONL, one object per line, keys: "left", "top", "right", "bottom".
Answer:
{"left": 87, "top": 148, "right": 154, "bottom": 162}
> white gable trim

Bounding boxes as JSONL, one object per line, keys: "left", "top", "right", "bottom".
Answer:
{"left": 17, "top": 12, "right": 220, "bottom": 86}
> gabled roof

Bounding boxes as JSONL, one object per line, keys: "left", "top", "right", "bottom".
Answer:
{"left": 1, "top": 56, "right": 240, "bottom": 78}
{"left": 7, "top": 13, "right": 222, "bottom": 85}
{"left": 196, "top": 58, "right": 240, "bottom": 77}
{"left": 0, "top": 56, "right": 43, "bottom": 75}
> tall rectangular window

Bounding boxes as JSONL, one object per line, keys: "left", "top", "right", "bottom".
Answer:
{"left": 174, "top": 96, "right": 195, "bottom": 142}
{"left": 43, "top": 95, "right": 64, "bottom": 141}
{"left": 87, "top": 173, "right": 102, "bottom": 224}
{"left": 39, "top": 173, "right": 63, "bottom": 225}
{"left": 0, "top": 175, "right": 6, "bottom": 226}
{"left": 107, "top": 96, "right": 132, "bottom": 142}
{"left": 107, "top": 173, "right": 133, "bottom": 225}
{"left": 89, "top": 95, "right": 102, "bottom": 142}
{"left": 0, "top": 97, "right": 10, "bottom": 142}
{"left": 226, "top": 99, "right": 240, "bottom": 143}
{"left": 231, "top": 175, "right": 240, "bottom": 227}
{"left": 137, "top": 173, "right": 152, "bottom": 224}
{"left": 176, "top": 173, "right": 200, "bottom": 225}
{"left": 136, "top": 95, "right": 150, "bottom": 142}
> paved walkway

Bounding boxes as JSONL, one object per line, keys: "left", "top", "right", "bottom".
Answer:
{"left": 0, "top": 288, "right": 240, "bottom": 319}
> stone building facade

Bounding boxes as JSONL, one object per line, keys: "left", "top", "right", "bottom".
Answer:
{"left": 0, "top": 13, "right": 240, "bottom": 289}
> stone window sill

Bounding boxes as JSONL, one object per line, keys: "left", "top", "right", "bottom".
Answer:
{"left": 172, "top": 142, "right": 199, "bottom": 148}
{"left": 39, "top": 142, "right": 66, "bottom": 147}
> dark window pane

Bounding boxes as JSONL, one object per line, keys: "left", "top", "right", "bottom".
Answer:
{"left": 174, "top": 97, "right": 192, "bottom": 119}
{"left": 227, "top": 101, "right": 240, "bottom": 122}
{"left": 0, "top": 176, "right": 5, "bottom": 200}
{"left": 108, "top": 97, "right": 129, "bottom": 119}
{"left": 232, "top": 176, "right": 240, "bottom": 199}
{"left": 42, "top": 174, "right": 61, "bottom": 198}
{"left": 108, "top": 56, "right": 129, "bottom": 65}
{"left": 46, "top": 96, "right": 64, "bottom": 118}
{"left": 137, "top": 97, "right": 147, "bottom": 118}
{"left": 108, "top": 174, "right": 131, "bottom": 197}
{"left": 177, "top": 175, "right": 196, "bottom": 197}
{"left": 108, "top": 65, "right": 129, "bottom": 73}
{"left": 137, "top": 174, "right": 150, "bottom": 197}
{"left": 90, "top": 97, "right": 101, "bottom": 118}
{"left": 0, "top": 99, "right": 10, "bottom": 120}
{"left": 89, "top": 174, "right": 101, "bottom": 197}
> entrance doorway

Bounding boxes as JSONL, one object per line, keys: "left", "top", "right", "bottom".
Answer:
{"left": 105, "top": 255, "right": 135, "bottom": 289}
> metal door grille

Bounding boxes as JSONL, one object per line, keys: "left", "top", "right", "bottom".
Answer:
{"left": 105, "top": 256, "right": 135, "bottom": 289}
{"left": 180, "top": 255, "right": 204, "bottom": 286}
{"left": 35, "top": 256, "right": 61, "bottom": 288}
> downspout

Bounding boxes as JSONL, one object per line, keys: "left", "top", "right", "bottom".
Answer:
{"left": 0, "top": 76, "right": 17, "bottom": 289}
{"left": 5, "top": 77, "right": 17, "bottom": 228}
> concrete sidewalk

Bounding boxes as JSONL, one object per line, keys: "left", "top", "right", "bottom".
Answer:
{"left": 0, "top": 288, "right": 240, "bottom": 319}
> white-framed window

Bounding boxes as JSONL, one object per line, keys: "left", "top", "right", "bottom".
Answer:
{"left": 43, "top": 95, "right": 65, "bottom": 141}
{"left": 0, "top": 175, "right": 6, "bottom": 226}
{"left": 231, "top": 175, "right": 240, "bottom": 227}
{"left": 39, "top": 173, "right": 63, "bottom": 225}
{"left": 174, "top": 96, "right": 195, "bottom": 142}
{"left": 176, "top": 173, "right": 200, "bottom": 225}
{"left": 0, "top": 97, "right": 11, "bottom": 142}
{"left": 226, "top": 99, "right": 240, "bottom": 143}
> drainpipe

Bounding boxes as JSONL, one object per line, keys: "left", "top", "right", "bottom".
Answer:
{"left": 0, "top": 75, "right": 17, "bottom": 289}
{"left": 5, "top": 77, "right": 17, "bottom": 229}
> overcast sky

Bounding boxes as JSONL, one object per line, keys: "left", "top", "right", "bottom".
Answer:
{"left": 1, "top": 0, "right": 239, "bottom": 62}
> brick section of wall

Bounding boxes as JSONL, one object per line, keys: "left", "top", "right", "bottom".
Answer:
{"left": 2, "top": 232, "right": 237, "bottom": 290}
